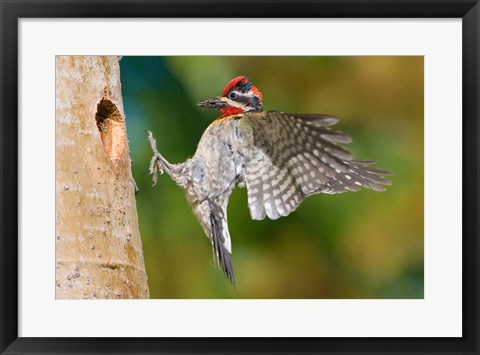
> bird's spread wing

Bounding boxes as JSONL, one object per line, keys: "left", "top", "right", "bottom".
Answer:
{"left": 237, "top": 111, "right": 393, "bottom": 220}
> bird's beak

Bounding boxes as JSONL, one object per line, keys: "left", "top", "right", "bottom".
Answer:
{"left": 196, "top": 97, "right": 227, "bottom": 109}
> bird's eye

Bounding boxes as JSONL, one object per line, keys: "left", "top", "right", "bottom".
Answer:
{"left": 228, "top": 92, "right": 237, "bottom": 100}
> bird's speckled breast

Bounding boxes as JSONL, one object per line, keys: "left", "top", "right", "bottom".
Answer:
{"left": 186, "top": 116, "right": 245, "bottom": 203}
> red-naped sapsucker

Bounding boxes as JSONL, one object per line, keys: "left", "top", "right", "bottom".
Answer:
{"left": 148, "top": 76, "right": 392, "bottom": 286}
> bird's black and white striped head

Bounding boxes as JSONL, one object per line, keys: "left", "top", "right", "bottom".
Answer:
{"left": 197, "top": 76, "right": 263, "bottom": 118}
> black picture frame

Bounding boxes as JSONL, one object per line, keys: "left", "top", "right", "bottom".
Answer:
{"left": 1, "top": 1, "right": 478, "bottom": 354}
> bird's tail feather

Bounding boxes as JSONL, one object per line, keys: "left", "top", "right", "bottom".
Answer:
{"left": 209, "top": 202, "right": 235, "bottom": 287}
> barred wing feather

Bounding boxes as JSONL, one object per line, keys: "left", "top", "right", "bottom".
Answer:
{"left": 239, "top": 111, "right": 392, "bottom": 220}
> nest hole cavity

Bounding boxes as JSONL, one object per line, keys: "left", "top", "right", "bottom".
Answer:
{"left": 95, "top": 98, "right": 126, "bottom": 166}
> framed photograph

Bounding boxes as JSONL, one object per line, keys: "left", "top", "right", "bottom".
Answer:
{"left": 1, "top": 0, "right": 478, "bottom": 354}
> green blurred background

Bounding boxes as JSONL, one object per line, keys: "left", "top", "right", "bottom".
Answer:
{"left": 120, "top": 56, "right": 424, "bottom": 299}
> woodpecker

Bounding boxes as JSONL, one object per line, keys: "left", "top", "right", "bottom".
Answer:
{"left": 148, "top": 75, "right": 392, "bottom": 286}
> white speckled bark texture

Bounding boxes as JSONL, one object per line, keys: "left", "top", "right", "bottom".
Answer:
{"left": 55, "top": 56, "right": 149, "bottom": 299}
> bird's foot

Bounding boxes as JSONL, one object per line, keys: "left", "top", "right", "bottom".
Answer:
{"left": 146, "top": 130, "right": 165, "bottom": 187}
{"left": 149, "top": 155, "right": 165, "bottom": 187}
{"left": 132, "top": 177, "right": 140, "bottom": 194}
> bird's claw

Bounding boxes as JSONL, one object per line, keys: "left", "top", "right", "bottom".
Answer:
{"left": 147, "top": 130, "right": 167, "bottom": 187}
{"left": 149, "top": 156, "right": 164, "bottom": 187}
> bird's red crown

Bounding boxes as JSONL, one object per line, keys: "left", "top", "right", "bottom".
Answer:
{"left": 222, "top": 75, "right": 263, "bottom": 100}
{"left": 197, "top": 76, "right": 264, "bottom": 119}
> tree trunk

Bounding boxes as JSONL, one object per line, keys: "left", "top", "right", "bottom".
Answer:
{"left": 55, "top": 56, "right": 149, "bottom": 299}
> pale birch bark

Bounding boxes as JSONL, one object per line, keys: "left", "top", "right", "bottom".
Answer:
{"left": 55, "top": 56, "right": 149, "bottom": 299}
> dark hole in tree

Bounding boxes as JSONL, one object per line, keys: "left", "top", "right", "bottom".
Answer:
{"left": 95, "top": 98, "right": 125, "bottom": 166}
